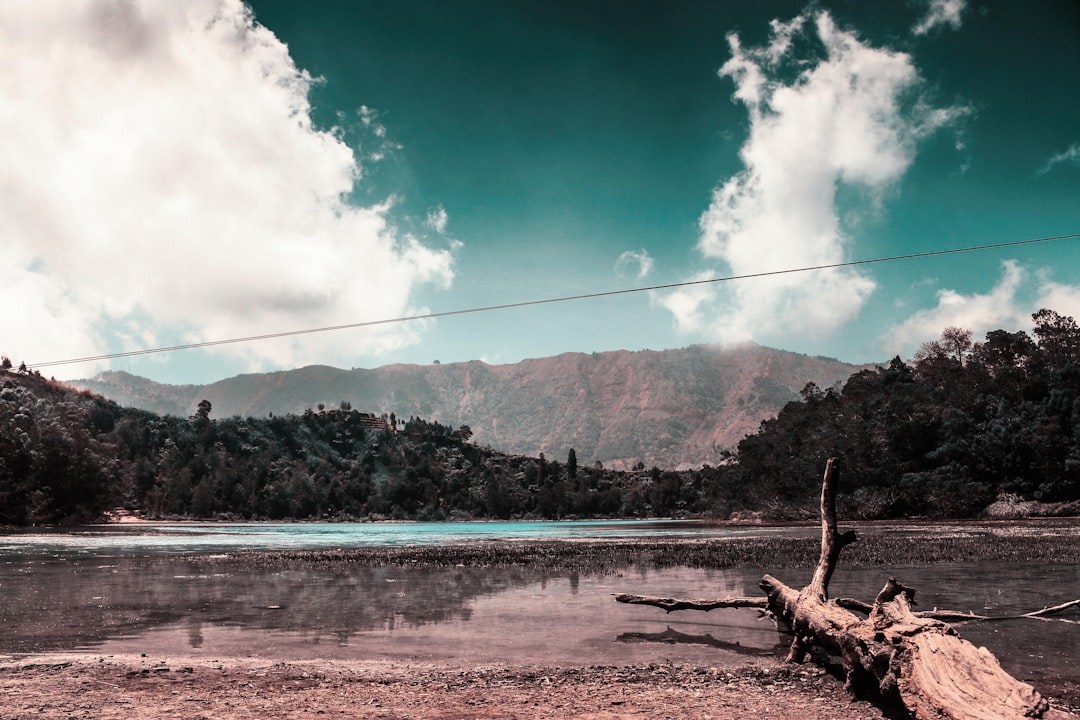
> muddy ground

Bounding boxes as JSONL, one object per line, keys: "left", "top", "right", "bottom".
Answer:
{"left": 0, "top": 654, "right": 889, "bottom": 720}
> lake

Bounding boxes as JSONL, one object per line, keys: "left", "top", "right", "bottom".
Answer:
{"left": 1, "top": 520, "right": 1077, "bottom": 703}
{"left": 0, "top": 519, "right": 819, "bottom": 557}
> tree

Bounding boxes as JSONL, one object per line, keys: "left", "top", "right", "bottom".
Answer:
{"left": 940, "top": 326, "right": 973, "bottom": 365}
{"left": 972, "top": 329, "right": 1036, "bottom": 373}
{"left": 567, "top": 448, "right": 577, "bottom": 481}
{"left": 1033, "top": 308, "right": 1080, "bottom": 369}
{"left": 189, "top": 399, "right": 213, "bottom": 434}
{"left": 914, "top": 327, "right": 972, "bottom": 382}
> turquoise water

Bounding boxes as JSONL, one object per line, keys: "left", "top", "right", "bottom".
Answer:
{"left": 0, "top": 519, "right": 817, "bottom": 558}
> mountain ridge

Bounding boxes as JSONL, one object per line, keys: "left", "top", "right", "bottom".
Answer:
{"left": 73, "top": 343, "right": 874, "bottom": 470}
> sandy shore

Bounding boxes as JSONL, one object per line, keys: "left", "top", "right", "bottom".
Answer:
{"left": 0, "top": 653, "right": 888, "bottom": 720}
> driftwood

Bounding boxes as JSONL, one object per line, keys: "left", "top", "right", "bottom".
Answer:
{"left": 617, "top": 458, "right": 1078, "bottom": 720}
{"left": 835, "top": 596, "right": 1080, "bottom": 624}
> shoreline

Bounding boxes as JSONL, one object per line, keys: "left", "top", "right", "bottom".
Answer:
{"left": 3, "top": 528, "right": 1078, "bottom": 717}
{"left": 85, "top": 511, "right": 1080, "bottom": 527}
{"left": 219, "top": 523, "right": 1080, "bottom": 572}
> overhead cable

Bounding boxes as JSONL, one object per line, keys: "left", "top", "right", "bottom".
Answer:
{"left": 27, "top": 231, "right": 1080, "bottom": 369}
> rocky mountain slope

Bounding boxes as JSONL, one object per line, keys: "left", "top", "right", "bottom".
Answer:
{"left": 73, "top": 344, "right": 870, "bottom": 469}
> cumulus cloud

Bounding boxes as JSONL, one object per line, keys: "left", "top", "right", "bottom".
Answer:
{"left": 884, "top": 261, "right": 1031, "bottom": 354}
{"left": 661, "top": 11, "right": 968, "bottom": 344}
{"left": 1038, "top": 142, "right": 1080, "bottom": 175}
{"left": 913, "top": 0, "right": 967, "bottom": 36}
{"left": 615, "top": 249, "right": 654, "bottom": 280}
{"left": 883, "top": 260, "right": 1080, "bottom": 356}
{"left": 0, "top": 0, "right": 455, "bottom": 377}
{"left": 1030, "top": 275, "right": 1080, "bottom": 321}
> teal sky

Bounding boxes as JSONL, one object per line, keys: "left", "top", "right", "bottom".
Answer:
{"left": 4, "top": 1, "right": 1080, "bottom": 383}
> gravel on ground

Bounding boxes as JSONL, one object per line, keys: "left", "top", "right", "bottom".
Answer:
{"left": 0, "top": 653, "right": 891, "bottom": 720}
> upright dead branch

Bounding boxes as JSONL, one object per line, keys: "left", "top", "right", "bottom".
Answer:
{"left": 759, "top": 459, "right": 859, "bottom": 663}
{"left": 806, "top": 457, "right": 856, "bottom": 601}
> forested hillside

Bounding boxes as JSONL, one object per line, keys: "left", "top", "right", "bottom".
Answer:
{"left": 0, "top": 368, "right": 719, "bottom": 525}
{"left": 734, "top": 309, "right": 1080, "bottom": 517}
{"left": 73, "top": 344, "right": 867, "bottom": 470}
{"left": 3, "top": 309, "right": 1080, "bottom": 526}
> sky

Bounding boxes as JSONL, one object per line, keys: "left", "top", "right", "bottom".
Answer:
{"left": 3, "top": 0, "right": 1080, "bottom": 384}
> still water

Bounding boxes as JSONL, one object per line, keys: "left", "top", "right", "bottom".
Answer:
{"left": 0, "top": 519, "right": 815, "bottom": 557}
{"left": 1, "top": 521, "right": 1077, "bottom": 702}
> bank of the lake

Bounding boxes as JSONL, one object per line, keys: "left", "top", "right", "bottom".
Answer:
{"left": 231, "top": 519, "right": 1080, "bottom": 571}
{"left": 2, "top": 522, "right": 1078, "bottom": 718}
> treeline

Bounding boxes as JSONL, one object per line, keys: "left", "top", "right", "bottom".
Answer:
{"left": 0, "top": 369, "right": 715, "bottom": 524}
{"left": 2, "top": 309, "right": 1080, "bottom": 525}
{"left": 732, "top": 309, "right": 1080, "bottom": 517}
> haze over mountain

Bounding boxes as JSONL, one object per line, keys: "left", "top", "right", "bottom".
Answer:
{"left": 73, "top": 344, "right": 870, "bottom": 470}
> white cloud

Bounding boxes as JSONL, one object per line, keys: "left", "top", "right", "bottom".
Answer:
{"left": 425, "top": 206, "right": 449, "bottom": 234}
{"left": 615, "top": 249, "right": 654, "bottom": 280}
{"left": 654, "top": 271, "right": 721, "bottom": 334}
{"left": 1032, "top": 274, "right": 1080, "bottom": 321}
{"left": 354, "top": 104, "right": 401, "bottom": 163}
{"left": 663, "top": 11, "right": 966, "bottom": 345}
{"left": 358, "top": 105, "right": 387, "bottom": 138}
{"left": 883, "top": 261, "right": 1031, "bottom": 355}
{"left": 1038, "top": 142, "right": 1080, "bottom": 175}
{"left": 0, "top": 0, "right": 455, "bottom": 378}
{"left": 913, "top": 0, "right": 967, "bottom": 36}
{"left": 883, "top": 261, "right": 1080, "bottom": 357}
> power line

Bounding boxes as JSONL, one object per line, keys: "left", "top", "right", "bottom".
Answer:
{"left": 27, "top": 231, "right": 1080, "bottom": 370}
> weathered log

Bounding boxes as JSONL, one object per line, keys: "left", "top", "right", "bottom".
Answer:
{"left": 759, "top": 572, "right": 1076, "bottom": 719}
{"left": 617, "top": 458, "right": 1077, "bottom": 720}
{"left": 765, "top": 461, "right": 1074, "bottom": 718}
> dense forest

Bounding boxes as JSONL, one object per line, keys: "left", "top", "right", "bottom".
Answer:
{"left": 0, "top": 366, "right": 712, "bottom": 525}
{"left": 2, "top": 309, "right": 1080, "bottom": 525}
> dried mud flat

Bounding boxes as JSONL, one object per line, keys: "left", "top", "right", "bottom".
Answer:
{"left": 0, "top": 654, "right": 887, "bottom": 720}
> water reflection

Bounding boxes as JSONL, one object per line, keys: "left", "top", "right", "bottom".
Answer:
{"left": 2, "top": 557, "right": 1077, "bottom": 698}
{"left": 1, "top": 530, "right": 1078, "bottom": 704}
{"left": 0, "top": 557, "right": 545, "bottom": 652}
{"left": 617, "top": 626, "right": 786, "bottom": 656}
{"left": 0, "top": 558, "right": 791, "bottom": 667}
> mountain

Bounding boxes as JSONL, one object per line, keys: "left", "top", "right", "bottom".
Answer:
{"left": 73, "top": 344, "right": 871, "bottom": 470}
